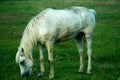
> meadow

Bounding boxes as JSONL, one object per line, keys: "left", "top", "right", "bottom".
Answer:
{"left": 0, "top": 0, "right": 120, "bottom": 80}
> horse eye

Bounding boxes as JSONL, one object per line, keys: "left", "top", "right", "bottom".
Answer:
{"left": 20, "top": 60, "right": 25, "bottom": 65}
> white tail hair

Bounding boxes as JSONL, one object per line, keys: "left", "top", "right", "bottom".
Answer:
{"left": 89, "top": 9, "right": 96, "bottom": 16}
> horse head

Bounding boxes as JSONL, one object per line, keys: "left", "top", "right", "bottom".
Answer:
{"left": 15, "top": 47, "right": 33, "bottom": 77}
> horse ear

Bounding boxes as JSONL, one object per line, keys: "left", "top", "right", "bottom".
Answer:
{"left": 15, "top": 47, "right": 21, "bottom": 63}
{"left": 22, "top": 47, "right": 24, "bottom": 53}
{"left": 19, "top": 47, "right": 24, "bottom": 56}
{"left": 15, "top": 47, "right": 24, "bottom": 63}
{"left": 15, "top": 51, "right": 20, "bottom": 63}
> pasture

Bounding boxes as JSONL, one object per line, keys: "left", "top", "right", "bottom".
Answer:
{"left": 0, "top": 0, "right": 120, "bottom": 80}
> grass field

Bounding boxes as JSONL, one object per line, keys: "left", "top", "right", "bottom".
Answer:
{"left": 0, "top": 0, "right": 120, "bottom": 80}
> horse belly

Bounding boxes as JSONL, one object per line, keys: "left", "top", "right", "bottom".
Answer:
{"left": 56, "top": 27, "right": 79, "bottom": 42}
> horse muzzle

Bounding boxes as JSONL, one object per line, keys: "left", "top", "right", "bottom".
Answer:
{"left": 21, "top": 71, "right": 30, "bottom": 77}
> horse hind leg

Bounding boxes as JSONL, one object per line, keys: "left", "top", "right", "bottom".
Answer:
{"left": 85, "top": 34, "right": 92, "bottom": 74}
{"left": 75, "top": 32, "right": 85, "bottom": 73}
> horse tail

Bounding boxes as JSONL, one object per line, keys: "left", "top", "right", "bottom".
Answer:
{"left": 89, "top": 9, "right": 96, "bottom": 16}
{"left": 89, "top": 9, "right": 96, "bottom": 28}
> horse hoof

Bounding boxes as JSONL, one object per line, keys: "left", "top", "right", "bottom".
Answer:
{"left": 37, "top": 72, "right": 44, "bottom": 77}
{"left": 78, "top": 71, "right": 84, "bottom": 74}
{"left": 86, "top": 71, "right": 91, "bottom": 75}
{"left": 49, "top": 74, "right": 54, "bottom": 79}
{"left": 78, "top": 69, "right": 84, "bottom": 74}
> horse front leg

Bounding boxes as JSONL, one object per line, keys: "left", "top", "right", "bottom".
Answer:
{"left": 85, "top": 35, "right": 92, "bottom": 74}
{"left": 46, "top": 40, "right": 54, "bottom": 79}
{"left": 37, "top": 44, "right": 45, "bottom": 77}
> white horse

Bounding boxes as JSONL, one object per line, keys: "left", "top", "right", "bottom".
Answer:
{"left": 15, "top": 6, "right": 96, "bottom": 79}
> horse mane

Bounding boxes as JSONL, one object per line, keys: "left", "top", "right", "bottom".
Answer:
{"left": 19, "top": 8, "right": 52, "bottom": 59}
{"left": 19, "top": 16, "right": 40, "bottom": 59}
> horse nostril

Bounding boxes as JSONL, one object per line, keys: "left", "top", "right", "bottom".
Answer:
{"left": 25, "top": 72, "right": 30, "bottom": 77}
{"left": 22, "top": 71, "right": 30, "bottom": 77}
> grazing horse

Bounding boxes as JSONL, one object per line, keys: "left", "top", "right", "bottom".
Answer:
{"left": 15, "top": 6, "right": 96, "bottom": 79}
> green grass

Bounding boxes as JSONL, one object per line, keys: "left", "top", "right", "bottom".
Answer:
{"left": 0, "top": 0, "right": 120, "bottom": 80}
